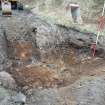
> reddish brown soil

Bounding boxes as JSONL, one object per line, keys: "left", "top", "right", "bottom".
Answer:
{"left": 11, "top": 65, "right": 63, "bottom": 89}
{"left": 9, "top": 46, "right": 105, "bottom": 89}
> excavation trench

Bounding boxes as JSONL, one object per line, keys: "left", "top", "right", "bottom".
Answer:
{"left": 6, "top": 40, "right": 105, "bottom": 90}
{"left": 0, "top": 12, "right": 105, "bottom": 90}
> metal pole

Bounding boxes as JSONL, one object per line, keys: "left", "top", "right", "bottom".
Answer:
{"left": 91, "top": 1, "right": 105, "bottom": 57}
{"left": 102, "top": 2, "right": 105, "bottom": 16}
{"left": 96, "top": 2, "right": 105, "bottom": 45}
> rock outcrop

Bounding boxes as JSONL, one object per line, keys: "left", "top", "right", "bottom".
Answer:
{"left": 0, "top": 11, "right": 104, "bottom": 70}
{"left": 59, "top": 76, "right": 105, "bottom": 105}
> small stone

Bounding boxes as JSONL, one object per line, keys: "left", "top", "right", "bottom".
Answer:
{"left": 14, "top": 92, "right": 26, "bottom": 104}
{"left": 102, "top": 69, "right": 105, "bottom": 72}
{"left": 0, "top": 81, "right": 2, "bottom": 85}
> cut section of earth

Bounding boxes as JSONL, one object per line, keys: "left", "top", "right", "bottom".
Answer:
{"left": 9, "top": 45, "right": 105, "bottom": 90}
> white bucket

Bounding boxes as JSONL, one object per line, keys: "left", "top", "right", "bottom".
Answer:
{"left": 2, "top": 1, "right": 12, "bottom": 13}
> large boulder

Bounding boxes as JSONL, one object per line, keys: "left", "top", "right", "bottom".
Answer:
{"left": 0, "top": 86, "right": 21, "bottom": 105}
{"left": 0, "top": 71, "right": 17, "bottom": 89}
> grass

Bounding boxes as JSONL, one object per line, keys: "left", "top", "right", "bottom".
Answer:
{"left": 30, "top": 4, "right": 105, "bottom": 36}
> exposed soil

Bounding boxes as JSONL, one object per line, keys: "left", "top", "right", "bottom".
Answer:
{"left": 9, "top": 45, "right": 105, "bottom": 90}
{"left": 11, "top": 65, "right": 63, "bottom": 89}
